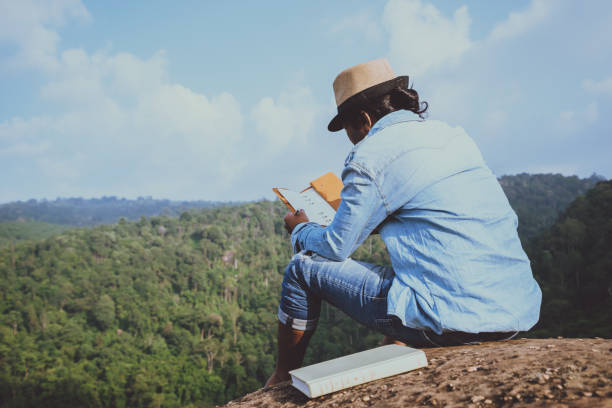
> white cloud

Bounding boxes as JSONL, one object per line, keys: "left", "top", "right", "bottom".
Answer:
{"left": 2, "top": 0, "right": 611, "bottom": 202}
{"left": 1, "top": 17, "right": 246, "bottom": 200}
{"left": 2, "top": 1, "right": 336, "bottom": 201}
{"left": 383, "top": 0, "right": 472, "bottom": 76}
{"left": 0, "top": 0, "right": 90, "bottom": 71}
{"left": 0, "top": 0, "right": 330, "bottom": 202}
{"left": 0, "top": 141, "right": 50, "bottom": 157}
{"left": 2, "top": 71, "right": 245, "bottom": 199}
{"left": 39, "top": 49, "right": 169, "bottom": 107}
{"left": 0, "top": 2, "right": 366, "bottom": 199}
{"left": 487, "top": 0, "right": 555, "bottom": 43}
{"left": 583, "top": 77, "right": 612, "bottom": 94}
{"left": 251, "top": 85, "right": 318, "bottom": 152}
{"left": 0, "top": 116, "right": 51, "bottom": 142}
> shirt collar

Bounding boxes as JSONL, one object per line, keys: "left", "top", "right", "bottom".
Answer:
{"left": 367, "top": 110, "right": 419, "bottom": 138}
{"left": 344, "top": 110, "right": 420, "bottom": 166}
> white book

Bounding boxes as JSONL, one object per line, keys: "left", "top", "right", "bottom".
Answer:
{"left": 289, "top": 345, "right": 428, "bottom": 398}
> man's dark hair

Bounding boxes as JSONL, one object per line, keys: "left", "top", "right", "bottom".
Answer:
{"left": 341, "top": 84, "right": 428, "bottom": 130}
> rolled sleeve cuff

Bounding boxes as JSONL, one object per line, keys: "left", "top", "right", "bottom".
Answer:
{"left": 290, "top": 221, "right": 318, "bottom": 254}
{"left": 278, "top": 307, "right": 318, "bottom": 331}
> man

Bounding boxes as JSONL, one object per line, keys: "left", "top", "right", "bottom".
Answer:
{"left": 266, "top": 59, "right": 541, "bottom": 386}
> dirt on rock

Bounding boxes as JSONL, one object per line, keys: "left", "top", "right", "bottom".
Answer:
{"left": 221, "top": 338, "right": 612, "bottom": 407}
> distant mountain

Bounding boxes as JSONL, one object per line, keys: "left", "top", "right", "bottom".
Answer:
{"left": 0, "top": 196, "right": 229, "bottom": 227}
{"left": 499, "top": 173, "right": 605, "bottom": 245}
{"left": 0, "top": 173, "right": 605, "bottom": 235}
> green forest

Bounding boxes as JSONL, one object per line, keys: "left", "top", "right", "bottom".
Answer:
{"left": 526, "top": 180, "right": 612, "bottom": 338}
{"left": 0, "top": 174, "right": 610, "bottom": 407}
{"left": 0, "top": 221, "right": 69, "bottom": 249}
{"left": 498, "top": 173, "right": 602, "bottom": 244}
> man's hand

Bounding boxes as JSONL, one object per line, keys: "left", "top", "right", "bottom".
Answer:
{"left": 284, "top": 209, "right": 309, "bottom": 234}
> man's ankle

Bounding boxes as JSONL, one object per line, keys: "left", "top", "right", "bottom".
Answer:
{"left": 381, "top": 335, "right": 406, "bottom": 346}
{"left": 265, "top": 369, "right": 291, "bottom": 387}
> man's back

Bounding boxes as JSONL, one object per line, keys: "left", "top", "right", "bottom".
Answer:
{"left": 347, "top": 112, "right": 542, "bottom": 334}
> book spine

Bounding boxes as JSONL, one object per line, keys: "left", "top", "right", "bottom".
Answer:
{"left": 308, "top": 353, "right": 427, "bottom": 398}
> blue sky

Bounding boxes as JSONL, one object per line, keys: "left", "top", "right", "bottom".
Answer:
{"left": 1, "top": 0, "right": 611, "bottom": 203}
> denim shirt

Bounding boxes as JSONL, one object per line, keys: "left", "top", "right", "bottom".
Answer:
{"left": 291, "top": 110, "right": 542, "bottom": 334}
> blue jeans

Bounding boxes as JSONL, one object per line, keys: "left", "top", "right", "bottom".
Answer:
{"left": 278, "top": 251, "right": 517, "bottom": 347}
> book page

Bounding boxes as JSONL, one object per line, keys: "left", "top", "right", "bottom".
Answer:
{"left": 300, "top": 188, "right": 336, "bottom": 225}
{"left": 277, "top": 188, "right": 336, "bottom": 226}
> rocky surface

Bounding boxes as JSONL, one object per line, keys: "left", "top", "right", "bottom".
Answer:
{"left": 222, "top": 338, "right": 611, "bottom": 407}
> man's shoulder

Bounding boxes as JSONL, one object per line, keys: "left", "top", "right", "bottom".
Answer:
{"left": 345, "top": 119, "right": 472, "bottom": 172}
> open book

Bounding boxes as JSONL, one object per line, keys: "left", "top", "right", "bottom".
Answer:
{"left": 289, "top": 344, "right": 428, "bottom": 398}
{"left": 273, "top": 172, "right": 343, "bottom": 226}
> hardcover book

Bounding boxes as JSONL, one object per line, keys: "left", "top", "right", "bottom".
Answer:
{"left": 289, "top": 345, "right": 428, "bottom": 398}
{"left": 273, "top": 172, "right": 343, "bottom": 226}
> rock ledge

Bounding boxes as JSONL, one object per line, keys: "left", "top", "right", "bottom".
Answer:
{"left": 222, "top": 338, "right": 611, "bottom": 407}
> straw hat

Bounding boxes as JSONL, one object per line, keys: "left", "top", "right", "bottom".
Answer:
{"left": 328, "top": 58, "right": 408, "bottom": 132}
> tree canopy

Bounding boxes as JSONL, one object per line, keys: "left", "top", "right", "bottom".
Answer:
{"left": 526, "top": 180, "right": 612, "bottom": 338}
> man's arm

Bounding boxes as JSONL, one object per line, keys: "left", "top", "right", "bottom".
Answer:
{"left": 289, "top": 165, "right": 389, "bottom": 261}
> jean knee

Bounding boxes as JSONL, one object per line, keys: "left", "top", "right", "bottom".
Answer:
{"left": 283, "top": 253, "right": 308, "bottom": 288}
{"left": 279, "top": 253, "right": 321, "bottom": 327}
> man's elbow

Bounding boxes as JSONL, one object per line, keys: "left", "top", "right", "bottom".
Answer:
{"left": 319, "top": 230, "right": 355, "bottom": 261}
{"left": 324, "top": 243, "right": 352, "bottom": 262}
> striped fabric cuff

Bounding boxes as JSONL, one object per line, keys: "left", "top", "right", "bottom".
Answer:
{"left": 278, "top": 307, "right": 318, "bottom": 331}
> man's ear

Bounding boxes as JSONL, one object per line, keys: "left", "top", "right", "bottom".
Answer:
{"left": 360, "top": 111, "right": 373, "bottom": 129}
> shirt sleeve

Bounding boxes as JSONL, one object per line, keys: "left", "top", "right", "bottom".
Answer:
{"left": 290, "top": 164, "right": 389, "bottom": 261}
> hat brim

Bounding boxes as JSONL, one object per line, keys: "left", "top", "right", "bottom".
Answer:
{"left": 327, "top": 76, "right": 409, "bottom": 132}
{"left": 327, "top": 114, "right": 343, "bottom": 132}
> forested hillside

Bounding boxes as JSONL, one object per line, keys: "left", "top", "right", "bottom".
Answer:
{"left": 527, "top": 180, "right": 612, "bottom": 338}
{"left": 0, "top": 176, "right": 610, "bottom": 407}
{"left": 0, "top": 201, "right": 388, "bottom": 407}
{"left": 499, "top": 173, "right": 603, "bottom": 244}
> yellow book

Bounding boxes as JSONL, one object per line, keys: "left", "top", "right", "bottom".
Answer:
{"left": 273, "top": 172, "right": 343, "bottom": 226}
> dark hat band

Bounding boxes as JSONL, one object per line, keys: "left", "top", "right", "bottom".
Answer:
{"left": 328, "top": 76, "right": 409, "bottom": 132}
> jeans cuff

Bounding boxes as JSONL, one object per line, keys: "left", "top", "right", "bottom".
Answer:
{"left": 278, "top": 307, "right": 318, "bottom": 331}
